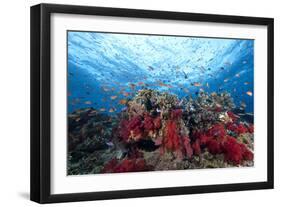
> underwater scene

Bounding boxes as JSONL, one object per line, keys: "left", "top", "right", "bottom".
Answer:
{"left": 67, "top": 31, "right": 254, "bottom": 175}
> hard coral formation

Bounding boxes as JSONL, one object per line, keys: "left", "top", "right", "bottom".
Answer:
{"left": 68, "top": 89, "right": 254, "bottom": 175}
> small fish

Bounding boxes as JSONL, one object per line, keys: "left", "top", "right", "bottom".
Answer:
{"left": 191, "top": 82, "right": 201, "bottom": 87}
{"left": 224, "top": 78, "right": 229, "bottom": 83}
{"left": 216, "top": 103, "right": 222, "bottom": 108}
{"left": 206, "top": 82, "right": 209, "bottom": 88}
{"left": 69, "top": 72, "right": 74, "bottom": 76}
{"left": 240, "top": 101, "right": 247, "bottom": 108}
{"left": 220, "top": 67, "right": 225, "bottom": 70}
{"left": 119, "top": 99, "right": 127, "bottom": 105}
{"left": 183, "top": 72, "right": 188, "bottom": 79}
{"left": 246, "top": 91, "right": 253, "bottom": 96}
{"left": 183, "top": 88, "right": 189, "bottom": 93}
{"left": 109, "top": 108, "right": 115, "bottom": 113}
{"left": 148, "top": 66, "right": 154, "bottom": 71}
{"left": 122, "top": 92, "right": 130, "bottom": 97}
{"left": 106, "top": 141, "right": 114, "bottom": 147}
{"left": 138, "top": 82, "right": 145, "bottom": 86}
{"left": 89, "top": 110, "right": 97, "bottom": 114}
{"left": 99, "top": 108, "right": 106, "bottom": 112}
{"left": 178, "top": 99, "right": 184, "bottom": 106}
{"left": 102, "top": 87, "right": 110, "bottom": 92}
{"left": 243, "top": 60, "right": 247, "bottom": 64}
{"left": 121, "top": 107, "right": 127, "bottom": 111}
{"left": 235, "top": 73, "right": 240, "bottom": 77}
{"left": 244, "top": 82, "right": 250, "bottom": 85}
{"left": 71, "top": 98, "right": 80, "bottom": 104}
{"left": 110, "top": 95, "right": 118, "bottom": 100}
{"left": 84, "top": 101, "right": 92, "bottom": 105}
{"left": 233, "top": 88, "right": 237, "bottom": 92}
{"left": 158, "top": 81, "right": 172, "bottom": 88}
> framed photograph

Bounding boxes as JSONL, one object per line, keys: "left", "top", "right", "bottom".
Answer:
{"left": 30, "top": 3, "right": 274, "bottom": 203}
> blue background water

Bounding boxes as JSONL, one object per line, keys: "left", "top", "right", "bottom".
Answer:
{"left": 67, "top": 31, "right": 254, "bottom": 114}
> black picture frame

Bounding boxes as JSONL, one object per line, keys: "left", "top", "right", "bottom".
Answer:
{"left": 30, "top": 3, "right": 274, "bottom": 204}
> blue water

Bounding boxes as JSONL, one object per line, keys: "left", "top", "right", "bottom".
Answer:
{"left": 67, "top": 31, "right": 254, "bottom": 114}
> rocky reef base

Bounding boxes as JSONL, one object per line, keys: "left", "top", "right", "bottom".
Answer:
{"left": 67, "top": 90, "right": 254, "bottom": 175}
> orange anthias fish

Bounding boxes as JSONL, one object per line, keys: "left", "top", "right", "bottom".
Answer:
{"left": 110, "top": 95, "right": 118, "bottom": 100}
{"left": 158, "top": 81, "right": 172, "bottom": 88}
{"left": 100, "top": 108, "right": 106, "bottom": 112}
{"left": 246, "top": 91, "right": 253, "bottom": 96}
{"left": 119, "top": 99, "right": 127, "bottom": 105}
{"left": 122, "top": 92, "right": 130, "bottom": 97}
{"left": 192, "top": 82, "right": 201, "bottom": 87}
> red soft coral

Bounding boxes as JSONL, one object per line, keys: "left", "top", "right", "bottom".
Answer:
{"left": 127, "top": 116, "right": 143, "bottom": 140}
{"left": 118, "top": 116, "right": 144, "bottom": 141}
{"left": 207, "top": 139, "right": 222, "bottom": 154}
{"left": 143, "top": 114, "right": 154, "bottom": 131}
{"left": 191, "top": 139, "right": 201, "bottom": 155}
{"left": 164, "top": 120, "right": 180, "bottom": 151}
{"left": 243, "top": 149, "right": 254, "bottom": 161}
{"left": 226, "top": 122, "right": 248, "bottom": 135}
{"left": 239, "top": 143, "right": 254, "bottom": 161}
{"left": 247, "top": 124, "right": 254, "bottom": 133}
{"left": 102, "top": 158, "right": 150, "bottom": 173}
{"left": 170, "top": 109, "right": 183, "bottom": 120}
{"left": 153, "top": 116, "right": 162, "bottom": 129}
{"left": 207, "top": 124, "right": 226, "bottom": 140}
{"left": 191, "top": 131, "right": 210, "bottom": 145}
{"left": 236, "top": 123, "right": 248, "bottom": 134}
{"left": 183, "top": 136, "right": 193, "bottom": 158}
{"left": 222, "top": 136, "right": 243, "bottom": 165}
{"left": 118, "top": 119, "right": 130, "bottom": 141}
{"left": 163, "top": 120, "right": 193, "bottom": 159}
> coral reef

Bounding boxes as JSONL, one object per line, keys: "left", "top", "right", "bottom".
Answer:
{"left": 68, "top": 89, "right": 254, "bottom": 175}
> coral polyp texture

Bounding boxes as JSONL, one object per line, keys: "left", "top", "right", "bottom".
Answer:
{"left": 67, "top": 32, "right": 254, "bottom": 175}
